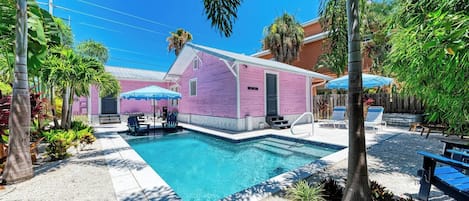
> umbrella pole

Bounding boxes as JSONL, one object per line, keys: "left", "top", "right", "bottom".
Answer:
{"left": 153, "top": 99, "right": 156, "bottom": 135}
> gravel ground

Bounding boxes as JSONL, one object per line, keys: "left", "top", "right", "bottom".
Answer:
{"left": 0, "top": 136, "right": 116, "bottom": 201}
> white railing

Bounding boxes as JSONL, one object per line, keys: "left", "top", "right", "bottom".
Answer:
{"left": 290, "top": 112, "right": 314, "bottom": 136}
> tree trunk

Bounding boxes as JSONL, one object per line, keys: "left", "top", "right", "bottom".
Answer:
{"left": 50, "top": 86, "right": 59, "bottom": 128}
{"left": 66, "top": 87, "right": 75, "bottom": 128}
{"left": 61, "top": 87, "right": 70, "bottom": 129}
{"left": 3, "top": 0, "right": 34, "bottom": 183}
{"left": 342, "top": 0, "right": 371, "bottom": 200}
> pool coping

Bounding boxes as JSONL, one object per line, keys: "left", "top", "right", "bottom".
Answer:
{"left": 98, "top": 124, "right": 348, "bottom": 201}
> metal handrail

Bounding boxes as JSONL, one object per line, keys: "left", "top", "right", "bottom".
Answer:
{"left": 290, "top": 112, "right": 314, "bottom": 136}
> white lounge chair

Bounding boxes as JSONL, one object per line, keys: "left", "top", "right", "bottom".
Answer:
{"left": 365, "top": 106, "right": 387, "bottom": 132}
{"left": 320, "top": 106, "right": 347, "bottom": 128}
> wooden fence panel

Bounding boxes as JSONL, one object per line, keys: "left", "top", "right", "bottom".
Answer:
{"left": 313, "top": 93, "right": 425, "bottom": 119}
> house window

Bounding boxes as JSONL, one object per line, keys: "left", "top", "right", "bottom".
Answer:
{"left": 189, "top": 78, "right": 197, "bottom": 96}
{"left": 193, "top": 58, "right": 199, "bottom": 70}
{"left": 170, "top": 86, "right": 179, "bottom": 106}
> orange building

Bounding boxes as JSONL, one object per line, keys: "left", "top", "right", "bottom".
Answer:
{"left": 251, "top": 18, "right": 373, "bottom": 93}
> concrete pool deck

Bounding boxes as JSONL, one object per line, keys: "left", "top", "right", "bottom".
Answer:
{"left": 0, "top": 122, "right": 464, "bottom": 200}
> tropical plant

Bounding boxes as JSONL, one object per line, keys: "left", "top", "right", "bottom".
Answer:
{"left": 75, "top": 127, "right": 96, "bottom": 150}
{"left": 42, "top": 129, "right": 76, "bottom": 160}
{"left": 76, "top": 39, "right": 109, "bottom": 63}
{"left": 287, "top": 180, "right": 326, "bottom": 201}
{"left": 320, "top": 178, "right": 343, "bottom": 201}
{"left": 167, "top": 28, "right": 193, "bottom": 56}
{"left": 54, "top": 18, "right": 73, "bottom": 47}
{"left": 0, "top": 82, "right": 12, "bottom": 96}
{"left": 263, "top": 13, "right": 304, "bottom": 64}
{"left": 317, "top": 0, "right": 348, "bottom": 77}
{"left": 43, "top": 45, "right": 120, "bottom": 129}
{"left": 369, "top": 180, "right": 394, "bottom": 201}
{"left": 361, "top": 1, "right": 394, "bottom": 75}
{"left": 317, "top": 0, "right": 394, "bottom": 76}
{"left": 203, "top": 0, "right": 242, "bottom": 37}
{"left": 203, "top": 0, "right": 370, "bottom": 199}
{"left": 387, "top": 0, "right": 468, "bottom": 135}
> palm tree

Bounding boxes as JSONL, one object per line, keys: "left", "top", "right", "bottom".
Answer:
{"left": 3, "top": 0, "right": 33, "bottom": 183}
{"left": 202, "top": 0, "right": 370, "bottom": 199}
{"left": 263, "top": 13, "right": 304, "bottom": 64}
{"left": 44, "top": 45, "right": 120, "bottom": 129}
{"left": 76, "top": 40, "right": 109, "bottom": 64}
{"left": 317, "top": 0, "right": 348, "bottom": 77}
{"left": 167, "top": 28, "right": 193, "bottom": 56}
{"left": 343, "top": 0, "right": 371, "bottom": 200}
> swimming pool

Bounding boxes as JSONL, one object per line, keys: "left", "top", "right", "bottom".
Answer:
{"left": 127, "top": 130, "right": 342, "bottom": 200}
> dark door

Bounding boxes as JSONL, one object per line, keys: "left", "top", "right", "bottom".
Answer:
{"left": 101, "top": 95, "right": 117, "bottom": 114}
{"left": 266, "top": 73, "right": 278, "bottom": 116}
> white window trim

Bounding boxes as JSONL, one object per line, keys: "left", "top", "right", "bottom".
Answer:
{"left": 170, "top": 84, "right": 180, "bottom": 106}
{"left": 193, "top": 58, "right": 199, "bottom": 70}
{"left": 189, "top": 78, "right": 197, "bottom": 97}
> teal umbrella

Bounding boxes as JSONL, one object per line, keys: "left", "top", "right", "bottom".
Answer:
{"left": 120, "top": 85, "right": 181, "bottom": 100}
{"left": 325, "top": 73, "right": 393, "bottom": 90}
{"left": 120, "top": 85, "right": 181, "bottom": 131}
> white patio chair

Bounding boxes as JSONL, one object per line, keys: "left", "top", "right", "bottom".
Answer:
{"left": 365, "top": 106, "right": 387, "bottom": 132}
{"left": 319, "top": 106, "right": 347, "bottom": 128}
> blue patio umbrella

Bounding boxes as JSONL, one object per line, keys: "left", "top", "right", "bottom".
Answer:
{"left": 325, "top": 73, "right": 394, "bottom": 90}
{"left": 120, "top": 85, "right": 182, "bottom": 131}
{"left": 120, "top": 85, "right": 181, "bottom": 100}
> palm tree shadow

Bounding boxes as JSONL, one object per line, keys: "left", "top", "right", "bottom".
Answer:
{"left": 120, "top": 186, "right": 182, "bottom": 201}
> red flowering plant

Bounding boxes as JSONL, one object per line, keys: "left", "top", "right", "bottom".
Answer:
{"left": 0, "top": 93, "right": 49, "bottom": 143}
{"left": 362, "top": 94, "right": 375, "bottom": 118}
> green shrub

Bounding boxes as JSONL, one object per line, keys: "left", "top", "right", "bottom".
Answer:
{"left": 76, "top": 127, "right": 96, "bottom": 149}
{"left": 287, "top": 180, "right": 326, "bottom": 201}
{"left": 370, "top": 180, "right": 395, "bottom": 201}
{"left": 318, "top": 178, "right": 414, "bottom": 201}
{"left": 71, "top": 121, "right": 96, "bottom": 149}
{"left": 320, "top": 178, "right": 343, "bottom": 201}
{"left": 71, "top": 120, "right": 89, "bottom": 131}
{"left": 43, "top": 129, "right": 76, "bottom": 160}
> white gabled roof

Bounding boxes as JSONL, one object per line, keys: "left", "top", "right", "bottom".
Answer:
{"left": 166, "top": 43, "right": 332, "bottom": 81}
{"left": 106, "top": 66, "right": 166, "bottom": 82}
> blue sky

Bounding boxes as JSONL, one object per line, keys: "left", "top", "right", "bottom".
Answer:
{"left": 39, "top": 0, "right": 321, "bottom": 72}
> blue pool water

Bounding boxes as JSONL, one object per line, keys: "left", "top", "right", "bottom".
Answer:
{"left": 127, "top": 130, "right": 340, "bottom": 201}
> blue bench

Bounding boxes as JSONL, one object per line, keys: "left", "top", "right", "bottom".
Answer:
{"left": 417, "top": 151, "right": 469, "bottom": 200}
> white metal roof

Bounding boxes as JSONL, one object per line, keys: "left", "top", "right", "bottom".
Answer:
{"left": 105, "top": 66, "right": 166, "bottom": 81}
{"left": 166, "top": 43, "right": 332, "bottom": 81}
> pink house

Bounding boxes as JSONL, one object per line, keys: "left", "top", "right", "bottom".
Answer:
{"left": 165, "top": 43, "right": 331, "bottom": 131}
{"left": 72, "top": 66, "right": 173, "bottom": 124}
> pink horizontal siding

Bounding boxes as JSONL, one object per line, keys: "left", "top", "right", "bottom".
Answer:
{"left": 239, "top": 65, "right": 265, "bottom": 117}
{"left": 278, "top": 71, "right": 306, "bottom": 115}
{"left": 91, "top": 86, "right": 99, "bottom": 115}
{"left": 239, "top": 65, "right": 307, "bottom": 117}
{"left": 178, "top": 53, "right": 237, "bottom": 118}
{"left": 72, "top": 97, "right": 88, "bottom": 115}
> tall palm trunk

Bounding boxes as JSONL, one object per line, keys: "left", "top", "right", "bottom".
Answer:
{"left": 66, "top": 87, "right": 75, "bottom": 127}
{"left": 3, "top": 0, "right": 34, "bottom": 183}
{"left": 342, "top": 0, "right": 371, "bottom": 200}
{"left": 50, "top": 86, "right": 59, "bottom": 128}
{"left": 61, "top": 86, "right": 70, "bottom": 129}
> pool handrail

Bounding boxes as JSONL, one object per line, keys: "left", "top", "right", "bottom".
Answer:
{"left": 290, "top": 112, "right": 314, "bottom": 136}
